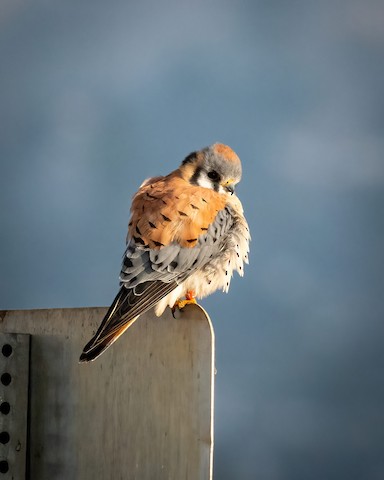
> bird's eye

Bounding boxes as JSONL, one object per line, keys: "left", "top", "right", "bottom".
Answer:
{"left": 207, "top": 170, "right": 220, "bottom": 181}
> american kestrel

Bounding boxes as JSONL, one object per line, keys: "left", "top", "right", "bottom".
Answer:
{"left": 80, "top": 143, "right": 250, "bottom": 362}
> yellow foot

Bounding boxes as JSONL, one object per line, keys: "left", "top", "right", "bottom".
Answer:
{"left": 173, "top": 297, "right": 197, "bottom": 310}
{"left": 172, "top": 291, "right": 197, "bottom": 316}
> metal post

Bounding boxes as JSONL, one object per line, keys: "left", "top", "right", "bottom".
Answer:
{"left": 0, "top": 305, "right": 214, "bottom": 480}
{"left": 0, "top": 333, "right": 30, "bottom": 480}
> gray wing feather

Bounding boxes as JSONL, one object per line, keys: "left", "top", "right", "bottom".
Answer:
{"left": 80, "top": 206, "right": 235, "bottom": 362}
{"left": 119, "top": 206, "right": 234, "bottom": 288}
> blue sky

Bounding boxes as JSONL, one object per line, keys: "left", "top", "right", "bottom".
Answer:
{"left": 1, "top": 1, "right": 384, "bottom": 478}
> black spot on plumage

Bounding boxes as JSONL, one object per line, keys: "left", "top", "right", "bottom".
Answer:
{"left": 213, "top": 238, "right": 217, "bottom": 242}
{"left": 147, "top": 193, "right": 157, "bottom": 200}
{"left": 191, "top": 204, "right": 199, "bottom": 210}
{"left": 161, "top": 214, "right": 171, "bottom": 222}
{"left": 154, "top": 254, "right": 159, "bottom": 262}
{"left": 208, "top": 280, "right": 212, "bottom": 285}
{"left": 170, "top": 261, "right": 178, "bottom": 269}
{"left": 237, "top": 252, "right": 240, "bottom": 257}
{"left": 187, "top": 238, "right": 197, "bottom": 243}
{"left": 136, "top": 225, "right": 141, "bottom": 235}
{"left": 225, "top": 270, "right": 228, "bottom": 276}
{"left": 128, "top": 221, "right": 133, "bottom": 226}
{"left": 201, "top": 227, "right": 208, "bottom": 231}
{"left": 130, "top": 276, "right": 138, "bottom": 283}
{"left": 134, "top": 236, "right": 145, "bottom": 245}
{"left": 124, "top": 258, "right": 133, "bottom": 268}
{"left": 202, "top": 198, "right": 208, "bottom": 203}
{"left": 161, "top": 199, "right": 167, "bottom": 205}
{"left": 149, "top": 221, "right": 157, "bottom": 228}
{"left": 153, "top": 240, "right": 164, "bottom": 247}
{"left": 192, "top": 258, "right": 198, "bottom": 266}
{"left": 178, "top": 211, "right": 188, "bottom": 217}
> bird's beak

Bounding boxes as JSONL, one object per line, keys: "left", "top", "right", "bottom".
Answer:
{"left": 222, "top": 179, "right": 235, "bottom": 195}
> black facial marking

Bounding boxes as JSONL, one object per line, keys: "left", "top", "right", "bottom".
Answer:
{"left": 178, "top": 211, "right": 188, "bottom": 217}
{"left": 182, "top": 151, "right": 197, "bottom": 165}
{"left": 190, "top": 166, "right": 202, "bottom": 185}
{"left": 149, "top": 221, "right": 156, "bottom": 228}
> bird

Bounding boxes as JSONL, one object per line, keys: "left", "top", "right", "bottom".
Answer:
{"left": 79, "top": 143, "right": 250, "bottom": 362}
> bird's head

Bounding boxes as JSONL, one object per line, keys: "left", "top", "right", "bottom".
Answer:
{"left": 179, "top": 143, "right": 242, "bottom": 195}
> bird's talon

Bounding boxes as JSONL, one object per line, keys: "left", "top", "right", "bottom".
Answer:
{"left": 173, "top": 297, "right": 197, "bottom": 311}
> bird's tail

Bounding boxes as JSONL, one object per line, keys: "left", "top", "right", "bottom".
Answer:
{"left": 79, "top": 288, "right": 139, "bottom": 363}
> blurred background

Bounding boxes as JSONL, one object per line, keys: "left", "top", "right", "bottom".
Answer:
{"left": 1, "top": 0, "right": 384, "bottom": 478}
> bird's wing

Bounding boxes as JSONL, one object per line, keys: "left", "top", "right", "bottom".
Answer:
{"left": 80, "top": 174, "right": 234, "bottom": 362}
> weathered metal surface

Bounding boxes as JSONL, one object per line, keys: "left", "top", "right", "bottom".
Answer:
{"left": 0, "top": 304, "right": 214, "bottom": 480}
{"left": 0, "top": 333, "right": 30, "bottom": 480}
